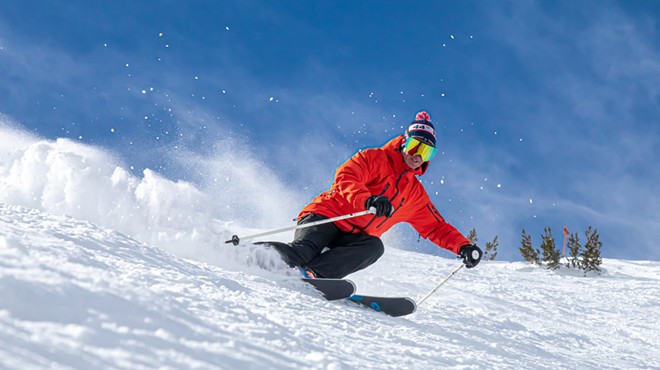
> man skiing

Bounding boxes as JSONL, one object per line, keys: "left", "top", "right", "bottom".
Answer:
{"left": 266, "top": 111, "right": 482, "bottom": 279}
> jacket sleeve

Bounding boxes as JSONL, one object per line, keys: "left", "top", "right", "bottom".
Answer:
{"left": 406, "top": 185, "right": 470, "bottom": 255}
{"left": 333, "top": 150, "right": 378, "bottom": 210}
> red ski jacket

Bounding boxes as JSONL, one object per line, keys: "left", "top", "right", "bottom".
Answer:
{"left": 299, "top": 136, "right": 469, "bottom": 255}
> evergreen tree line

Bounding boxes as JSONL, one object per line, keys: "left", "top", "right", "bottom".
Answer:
{"left": 519, "top": 226, "right": 603, "bottom": 275}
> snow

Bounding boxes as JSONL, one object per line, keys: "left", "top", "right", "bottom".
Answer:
{"left": 1, "top": 126, "right": 659, "bottom": 369}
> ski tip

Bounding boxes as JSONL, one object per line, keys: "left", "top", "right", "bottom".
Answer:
{"left": 406, "top": 298, "right": 418, "bottom": 314}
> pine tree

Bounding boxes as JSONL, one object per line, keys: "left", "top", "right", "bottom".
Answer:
{"left": 519, "top": 229, "right": 540, "bottom": 264}
{"left": 467, "top": 228, "right": 478, "bottom": 245}
{"left": 484, "top": 235, "right": 498, "bottom": 261}
{"left": 540, "top": 227, "right": 561, "bottom": 270}
{"left": 566, "top": 232, "right": 581, "bottom": 269}
{"left": 581, "top": 226, "right": 603, "bottom": 275}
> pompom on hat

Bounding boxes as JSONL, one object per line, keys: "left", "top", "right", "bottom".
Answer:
{"left": 405, "top": 111, "right": 436, "bottom": 147}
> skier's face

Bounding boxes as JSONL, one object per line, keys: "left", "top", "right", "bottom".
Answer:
{"left": 401, "top": 136, "right": 437, "bottom": 169}
{"left": 402, "top": 150, "right": 424, "bottom": 169}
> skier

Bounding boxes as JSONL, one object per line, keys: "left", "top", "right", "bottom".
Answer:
{"left": 265, "top": 111, "right": 482, "bottom": 279}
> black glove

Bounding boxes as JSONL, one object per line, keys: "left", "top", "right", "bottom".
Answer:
{"left": 459, "top": 244, "right": 483, "bottom": 268}
{"left": 365, "top": 196, "right": 392, "bottom": 217}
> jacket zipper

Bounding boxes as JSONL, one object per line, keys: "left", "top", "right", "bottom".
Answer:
{"left": 354, "top": 169, "right": 408, "bottom": 232}
{"left": 388, "top": 169, "right": 408, "bottom": 205}
{"left": 374, "top": 169, "right": 408, "bottom": 229}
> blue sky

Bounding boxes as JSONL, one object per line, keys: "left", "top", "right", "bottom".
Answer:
{"left": 1, "top": 0, "right": 659, "bottom": 261}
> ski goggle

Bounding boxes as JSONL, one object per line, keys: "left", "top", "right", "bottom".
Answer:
{"left": 403, "top": 136, "right": 438, "bottom": 162}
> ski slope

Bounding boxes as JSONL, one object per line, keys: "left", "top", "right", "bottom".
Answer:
{"left": 1, "top": 126, "right": 659, "bottom": 369}
{"left": 1, "top": 203, "right": 658, "bottom": 369}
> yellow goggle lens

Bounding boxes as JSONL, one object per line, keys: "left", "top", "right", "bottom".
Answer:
{"left": 403, "top": 137, "right": 438, "bottom": 162}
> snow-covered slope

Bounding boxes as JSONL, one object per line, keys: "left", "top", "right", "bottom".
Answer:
{"left": 1, "top": 203, "right": 658, "bottom": 370}
{"left": 1, "top": 125, "right": 659, "bottom": 369}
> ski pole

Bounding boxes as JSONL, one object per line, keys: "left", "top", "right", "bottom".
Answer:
{"left": 225, "top": 208, "right": 377, "bottom": 245}
{"left": 417, "top": 263, "right": 464, "bottom": 306}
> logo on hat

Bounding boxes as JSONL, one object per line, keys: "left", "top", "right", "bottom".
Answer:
{"left": 409, "top": 124, "right": 435, "bottom": 136}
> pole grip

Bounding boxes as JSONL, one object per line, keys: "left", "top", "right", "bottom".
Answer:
{"left": 225, "top": 235, "right": 240, "bottom": 245}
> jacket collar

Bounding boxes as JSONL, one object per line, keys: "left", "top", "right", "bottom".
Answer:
{"left": 382, "top": 135, "right": 429, "bottom": 176}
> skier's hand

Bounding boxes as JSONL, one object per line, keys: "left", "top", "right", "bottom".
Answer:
{"left": 459, "top": 244, "right": 483, "bottom": 268}
{"left": 365, "top": 196, "right": 393, "bottom": 217}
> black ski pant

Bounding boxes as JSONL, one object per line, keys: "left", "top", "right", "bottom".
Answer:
{"left": 265, "top": 213, "right": 384, "bottom": 279}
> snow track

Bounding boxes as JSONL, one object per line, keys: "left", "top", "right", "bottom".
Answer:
{"left": 1, "top": 204, "right": 658, "bottom": 369}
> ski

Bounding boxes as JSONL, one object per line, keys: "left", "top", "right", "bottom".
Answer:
{"left": 302, "top": 278, "right": 356, "bottom": 301}
{"left": 348, "top": 295, "right": 417, "bottom": 317}
{"left": 303, "top": 279, "right": 416, "bottom": 316}
{"left": 229, "top": 241, "right": 413, "bottom": 314}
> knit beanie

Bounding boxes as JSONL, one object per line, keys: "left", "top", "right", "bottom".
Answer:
{"left": 405, "top": 111, "right": 436, "bottom": 147}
